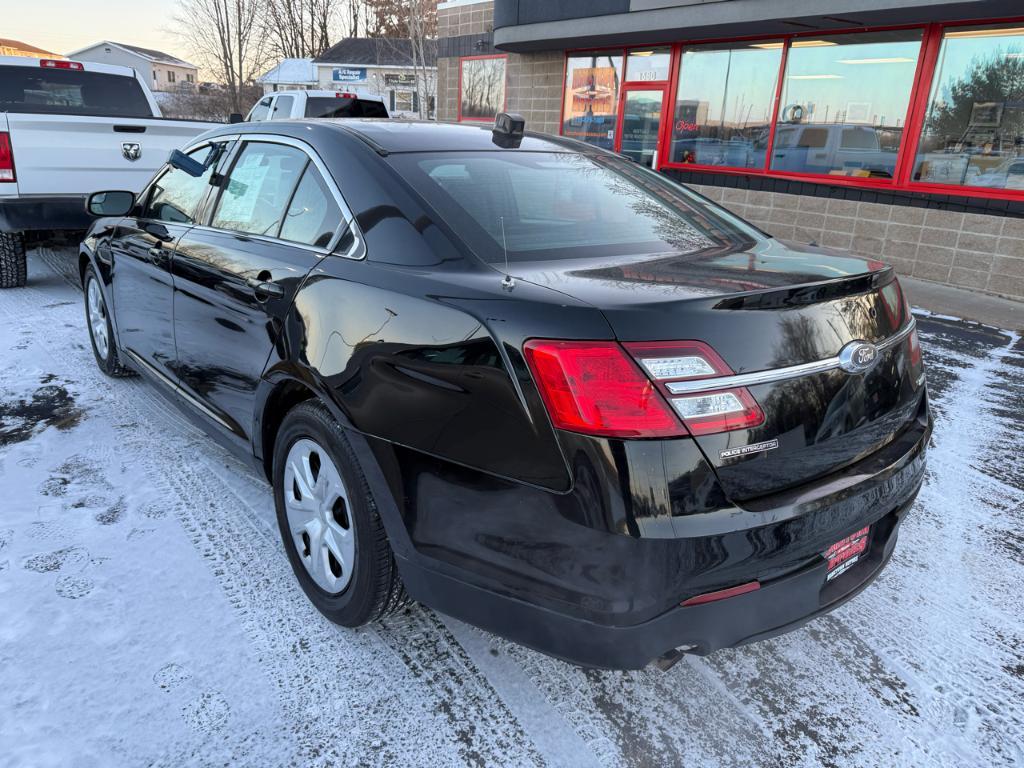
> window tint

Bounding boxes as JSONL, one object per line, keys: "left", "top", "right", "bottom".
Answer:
{"left": 273, "top": 95, "right": 294, "bottom": 117}
{"left": 770, "top": 30, "right": 922, "bottom": 178}
{"left": 392, "top": 152, "right": 750, "bottom": 265}
{"left": 144, "top": 144, "right": 220, "bottom": 224}
{"left": 562, "top": 53, "right": 624, "bottom": 151}
{"left": 671, "top": 41, "right": 781, "bottom": 168}
{"left": 304, "top": 96, "right": 387, "bottom": 118}
{"left": 913, "top": 24, "right": 1024, "bottom": 189}
{"left": 279, "top": 165, "right": 342, "bottom": 247}
{"left": 0, "top": 66, "right": 151, "bottom": 117}
{"left": 212, "top": 142, "right": 308, "bottom": 236}
{"left": 248, "top": 97, "right": 272, "bottom": 121}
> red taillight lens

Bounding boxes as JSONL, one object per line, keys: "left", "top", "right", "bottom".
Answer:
{"left": 908, "top": 327, "right": 922, "bottom": 366}
{"left": 40, "top": 59, "right": 83, "bottom": 70}
{"left": 623, "top": 340, "right": 764, "bottom": 436}
{"left": 523, "top": 340, "right": 684, "bottom": 438}
{"left": 0, "top": 132, "right": 15, "bottom": 183}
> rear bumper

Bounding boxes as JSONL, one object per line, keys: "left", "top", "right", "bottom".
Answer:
{"left": 397, "top": 406, "right": 931, "bottom": 669}
{"left": 0, "top": 196, "right": 91, "bottom": 233}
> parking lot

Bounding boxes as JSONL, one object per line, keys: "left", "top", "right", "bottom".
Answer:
{"left": 1, "top": 248, "right": 1022, "bottom": 767}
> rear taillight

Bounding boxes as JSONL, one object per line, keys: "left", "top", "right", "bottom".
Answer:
{"left": 522, "top": 340, "right": 684, "bottom": 438}
{"left": 908, "top": 327, "right": 922, "bottom": 366}
{"left": 624, "top": 341, "right": 764, "bottom": 436}
{"left": 0, "top": 132, "right": 14, "bottom": 183}
{"left": 40, "top": 59, "right": 84, "bottom": 70}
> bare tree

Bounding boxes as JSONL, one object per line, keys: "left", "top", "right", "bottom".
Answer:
{"left": 173, "top": 0, "right": 269, "bottom": 113}
{"left": 405, "top": 0, "right": 435, "bottom": 119}
{"left": 262, "top": 0, "right": 336, "bottom": 59}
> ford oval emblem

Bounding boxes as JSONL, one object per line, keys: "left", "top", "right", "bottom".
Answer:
{"left": 838, "top": 340, "right": 879, "bottom": 374}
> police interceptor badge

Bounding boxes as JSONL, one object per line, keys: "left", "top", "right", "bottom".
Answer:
{"left": 720, "top": 438, "right": 779, "bottom": 460}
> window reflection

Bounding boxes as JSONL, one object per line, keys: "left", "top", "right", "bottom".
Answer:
{"left": 459, "top": 56, "right": 506, "bottom": 121}
{"left": 671, "top": 42, "right": 782, "bottom": 168}
{"left": 771, "top": 30, "right": 922, "bottom": 178}
{"left": 913, "top": 25, "right": 1024, "bottom": 189}
{"left": 626, "top": 47, "right": 671, "bottom": 82}
{"left": 562, "top": 53, "right": 623, "bottom": 151}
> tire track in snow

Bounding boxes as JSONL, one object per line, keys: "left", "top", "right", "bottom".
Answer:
{"left": 1, "top": 252, "right": 549, "bottom": 767}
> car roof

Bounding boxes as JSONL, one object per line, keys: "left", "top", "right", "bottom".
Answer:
{"left": 318, "top": 119, "right": 605, "bottom": 155}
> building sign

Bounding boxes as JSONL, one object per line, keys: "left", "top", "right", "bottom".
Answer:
{"left": 385, "top": 73, "right": 416, "bottom": 87}
{"left": 333, "top": 67, "right": 367, "bottom": 83}
{"left": 564, "top": 66, "right": 619, "bottom": 143}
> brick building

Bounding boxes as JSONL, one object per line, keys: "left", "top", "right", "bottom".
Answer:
{"left": 436, "top": 0, "right": 1024, "bottom": 300}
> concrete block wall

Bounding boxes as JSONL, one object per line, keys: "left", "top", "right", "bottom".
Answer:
{"left": 689, "top": 185, "right": 1024, "bottom": 301}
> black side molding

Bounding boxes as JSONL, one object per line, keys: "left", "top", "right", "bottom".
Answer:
{"left": 113, "top": 125, "right": 146, "bottom": 133}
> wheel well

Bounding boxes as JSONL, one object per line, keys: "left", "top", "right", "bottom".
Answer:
{"left": 78, "top": 253, "right": 91, "bottom": 285}
{"left": 260, "top": 380, "right": 318, "bottom": 482}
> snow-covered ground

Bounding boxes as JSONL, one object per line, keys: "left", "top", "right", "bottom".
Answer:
{"left": 1, "top": 248, "right": 1022, "bottom": 767}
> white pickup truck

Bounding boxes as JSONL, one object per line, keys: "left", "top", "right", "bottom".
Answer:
{"left": 0, "top": 56, "right": 216, "bottom": 287}
{"left": 244, "top": 89, "right": 390, "bottom": 122}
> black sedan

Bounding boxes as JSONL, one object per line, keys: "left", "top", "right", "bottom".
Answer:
{"left": 78, "top": 117, "right": 930, "bottom": 669}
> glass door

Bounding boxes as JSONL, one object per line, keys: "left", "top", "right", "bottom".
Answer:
{"left": 616, "top": 86, "right": 668, "bottom": 168}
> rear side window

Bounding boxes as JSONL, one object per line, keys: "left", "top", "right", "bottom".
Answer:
{"left": 279, "top": 166, "right": 342, "bottom": 247}
{"left": 144, "top": 145, "right": 220, "bottom": 224}
{"left": 0, "top": 65, "right": 151, "bottom": 117}
{"left": 304, "top": 96, "right": 386, "bottom": 118}
{"left": 212, "top": 142, "right": 307, "bottom": 236}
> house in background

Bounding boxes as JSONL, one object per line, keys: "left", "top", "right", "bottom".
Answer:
{"left": 311, "top": 38, "right": 437, "bottom": 118}
{"left": 66, "top": 41, "right": 198, "bottom": 92}
{"left": 0, "top": 38, "right": 64, "bottom": 59}
{"left": 258, "top": 58, "right": 319, "bottom": 95}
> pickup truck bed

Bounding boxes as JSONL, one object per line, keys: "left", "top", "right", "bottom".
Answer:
{"left": 0, "top": 55, "right": 216, "bottom": 287}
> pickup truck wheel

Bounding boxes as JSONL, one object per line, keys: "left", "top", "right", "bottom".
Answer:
{"left": 0, "top": 232, "right": 27, "bottom": 289}
{"left": 83, "top": 266, "right": 135, "bottom": 378}
{"left": 273, "top": 400, "right": 410, "bottom": 627}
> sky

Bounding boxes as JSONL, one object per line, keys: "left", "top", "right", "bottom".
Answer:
{"left": 7, "top": 0, "right": 193, "bottom": 63}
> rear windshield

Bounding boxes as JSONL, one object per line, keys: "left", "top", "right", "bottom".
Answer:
{"left": 390, "top": 151, "right": 752, "bottom": 264}
{"left": 304, "top": 97, "right": 388, "bottom": 119}
{"left": 0, "top": 65, "right": 152, "bottom": 117}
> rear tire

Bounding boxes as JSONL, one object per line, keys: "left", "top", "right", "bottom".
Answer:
{"left": 0, "top": 232, "right": 27, "bottom": 289}
{"left": 273, "top": 400, "right": 409, "bottom": 626}
{"left": 83, "top": 265, "right": 135, "bottom": 378}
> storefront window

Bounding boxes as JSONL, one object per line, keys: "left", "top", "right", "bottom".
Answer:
{"left": 459, "top": 56, "right": 506, "bottom": 122}
{"left": 770, "top": 30, "right": 923, "bottom": 178}
{"left": 626, "top": 47, "right": 671, "bottom": 82}
{"left": 670, "top": 41, "right": 783, "bottom": 168}
{"left": 562, "top": 53, "right": 624, "bottom": 151}
{"left": 913, "top": 25, "right": 1024, "bottom": 189}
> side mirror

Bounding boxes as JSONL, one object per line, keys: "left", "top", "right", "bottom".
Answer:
{"left": 87, "top": 190, "right": 135, "bottom": 217}
{"left": 168, "top": 149, "right": 207, "bottom": 177}
{"left": 229, "top": 112, "right": 244, "bottom": 124}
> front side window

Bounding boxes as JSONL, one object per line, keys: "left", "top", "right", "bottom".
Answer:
{"left": 248, "top": 97, "right": 272, "bottom": 121}
{"left": 144, "top": 144, "right": 221, "bottom": 224}
{"left": 913, "top": 24, "right": 1024, "bottom": 189}
{"left": 459, "top": 56, "right": 506, "bottom": 122}
{"left": 391, "top": 152, "right": 751, "bottom": 265}
{"left": 562, "top": 53, "right": 624, "bottom": 151}
{"left": 273, "top": 95, "right": 294, "bottom": 117}
{"left": 671, "top": 41, "right": 783, "bottom": 168}
{"left": 279, "top": 165, "right": 342, "bottom": 248}
{"left": 770, "top": 30, "right": 923, "bottom": 178}
{"left": 212, "top": 142, "right": 308, "bottom": 236}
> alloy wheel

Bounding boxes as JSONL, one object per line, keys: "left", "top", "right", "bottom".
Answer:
{"left": 87, "top": 278, "right": 110, "bottom": 360}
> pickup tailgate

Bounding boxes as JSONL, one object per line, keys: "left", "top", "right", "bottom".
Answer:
{"left": 6, "top": 114, "right": 212, "bottom": 195}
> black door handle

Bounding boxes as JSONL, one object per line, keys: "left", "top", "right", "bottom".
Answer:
{"left": 246, "top": 276, "right": 284, "bottom": 300}
{"left": 148, "top": 247, "right": 163, "bottom": 258}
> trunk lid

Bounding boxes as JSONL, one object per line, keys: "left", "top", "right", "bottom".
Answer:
{"left": 514, "top": 239, "right": 926, "bottom": 500}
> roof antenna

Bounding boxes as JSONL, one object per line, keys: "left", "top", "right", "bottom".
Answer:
{"left": 499, "top": 216, "right": 515, "bottom": 292}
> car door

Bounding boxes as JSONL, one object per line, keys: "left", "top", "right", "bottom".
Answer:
{"left": 271, "top": 94, "right": 295, "bottom": 119}
{"left": 246, "top": 96, "right": 273, "bottom": 122}
{"left": 171, "top": 137, "right": 349, "bottom": 447}
{"left": 109, "top": 140, "right": 230, "bottom": 382}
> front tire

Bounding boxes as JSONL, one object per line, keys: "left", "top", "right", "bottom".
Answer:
{"left": 0, "top": 232, "right": 27, "bottom": 289}
{"left": 273, "top": 400, "right": 409, "bottom": 626}
{"left": 83, "top": 265, "right": 135, "bottom": 377}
